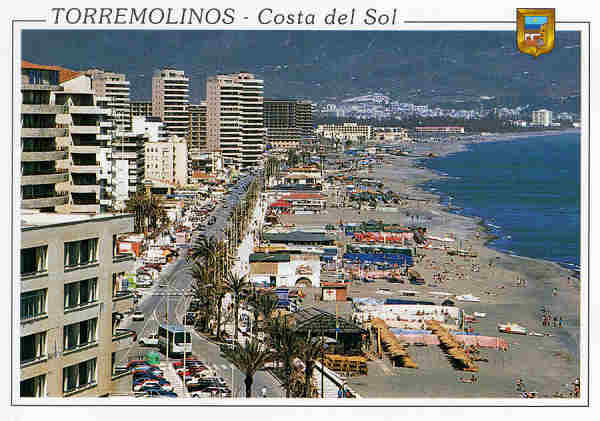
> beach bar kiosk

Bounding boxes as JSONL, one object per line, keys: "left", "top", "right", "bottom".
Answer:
{"left": 321, "top": 282, "right": 349, "bottom": 302}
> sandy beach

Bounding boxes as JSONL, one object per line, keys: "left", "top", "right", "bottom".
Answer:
{"left": 278, "top": 132, "right": 581, "bottom": 398}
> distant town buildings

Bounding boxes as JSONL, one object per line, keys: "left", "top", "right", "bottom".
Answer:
{"left": 151, "top": 68, "right": 190, "bottom": 138}
{"left": 317, "top": 123, "right": 372, "bottom": 141}
{"left": 206, "top": 72, "right": 264, "bottom": 168}
{"left": 532, "top": 109, "right": 553, "bottom": 127}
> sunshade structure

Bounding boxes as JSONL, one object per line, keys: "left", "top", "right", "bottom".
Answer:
{"left": 426, "top": 320, "right": 479, "bottom": 372}
{"left": 291, "top": 307, "right": 366, "bottom": 355}
{"left": 370, "top": 318, "right": 418, "bottom": 369}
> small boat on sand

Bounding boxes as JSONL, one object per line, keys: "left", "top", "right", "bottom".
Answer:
{"left": 474, "top": 312, "right": 487, "bottom": 318}
{"left": 456, "top": 294, "right": 481, "bottom": 302}
{"left": 498, "top": 323, "right": 528, "bottom": 335}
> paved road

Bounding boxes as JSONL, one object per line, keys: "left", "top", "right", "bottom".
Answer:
{"left": 126, "top": 250, "right": 282, "bottom": 398}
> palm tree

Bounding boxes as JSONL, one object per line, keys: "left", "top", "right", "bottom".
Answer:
{"left": 224, "top": 270, "right": 250, "bottom": 343}
{"left": 251, "top": 292, "right": 279, "bottom": 331}
{"left": 190, "top": 261, "right": 214, "bottom": 332}
{"left": 221, "top": 337, "right": 274, "bottom": 398}
{"left": 297, "top": 333, "right": 325, "bottom": 398}
{"left": 267, "top": 315, "right": 301, "bottom": 398}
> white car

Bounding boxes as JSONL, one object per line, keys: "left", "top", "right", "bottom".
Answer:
{"left": 138, "top": 334, "right": 159, "bottom": 347}
{"left": 133, "top": 381, "right": 174, "bottom": 392}
{"left": 132, "top": 311, "right": 145, "bottom": 321}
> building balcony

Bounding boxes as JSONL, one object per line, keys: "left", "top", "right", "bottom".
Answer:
{"left": 21, "top": 193, "right": 68, "bottom": 209}
{"left": 97, "top": 134, "right": 111, "bottom": 141}
{"left": 99, "top": 121, "right": 113, "bottom": 127}
{"left": 69, "top": 105, "right": 104, "bottom": 114}
{"left": 70, "top": 126, "right": 100, "bottom": 135}
{"left": 21, "top": 169, "right": 70, "bottom": 185}
{"left": 70, "top": 145, "right": 99, "bottom": 154}
{"left": 21, "top": 150, "right": 68, "bottom": 162}
{"left": 71, "top": 164, "right": 99, "bottom": 174}
{"left": 21, "top": 104, "right": 68, "bottom": 114}
{"left": 21, "top": 83, "right": 62, "bottom": 91}
{"left": 70, "top": 184, "right": 99, "bottom": 194}
{"left": 21, "top": 127, "right": 67, "bottom": 138}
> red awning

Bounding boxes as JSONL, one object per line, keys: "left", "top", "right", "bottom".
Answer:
{"left": 270, "top": 200, "right": 291, "bottom": 208}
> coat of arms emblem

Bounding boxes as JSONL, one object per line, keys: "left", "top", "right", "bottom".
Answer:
{"left": 517, "top": 9, "right": 556, "bottom": 57}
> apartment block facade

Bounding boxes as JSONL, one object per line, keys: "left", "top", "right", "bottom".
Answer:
{"left": 86, "top": 69, "right": 131, "bottom": 133}
{"left": 264, "top": 99, "right": 314, "bottom": 151}
{"left": 20, "top": 211, "right": 135, "bottom": 397}
{"left": 188, "top": 102, "right": 207, "bottom": 151}
{"left": 144, "top": 137, "right": 188, "bottom": 187}
{"left": 152, "top": 69, "right": 189, "bottom": 138}
{"left": 54, "top": 74, "right": 110, "bottom": 214}
{"left": 20, "top": 62, "right": 70, "bottom": 211}
{"left": 110, "top": 133, "right": 146, "bottom": 207}
{"left": 130, "top": 101, "right": 152, "bottom": 120}
{"left": 206, "top": 72, "right": 264, "bottom": 168}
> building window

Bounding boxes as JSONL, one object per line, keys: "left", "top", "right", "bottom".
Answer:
{"left": 63, "top": 358, "right": 97, "bottom": 393}
{"left": 63, "top": 318, "right": 98, "bottom": 351}
{"left": 20, "top": 332, "right": 47, "bottom": 365}
{"left": 64, "top": 278, "right": 98, "bottom": 309}
{"left": 20, "top": 246, "right": 48, "bottom": 276}
{"left": 20, "top": 289, "right": 47, "bottom": 320}
{"left": 20, "top": 374, "right": 46, "bottom": 397}
{"left": 64, "top": 238, "right": 98, "bottom": 268}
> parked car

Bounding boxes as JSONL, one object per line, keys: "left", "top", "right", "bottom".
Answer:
{"left": 138, "top": 334, "right": 159, "bottom": 347}
{"left": 126, "top": 360, "right": 154, "bottom": 370}
{"left": 132, "top": 366, "right": 163, "bottom": 377}
{"left": 134, "top": 381, "right": 174, "bottom": 392}
{"left": 172, "top": 359, "right": 204, "bottom": 369}
{"left": 132, "top": 311, "right": 145, "bottom": 321}
{"left": 133, "top": 375, "right": 169, "bottom": 386}
{"left": 139, "top": 389, "right": 178, "bottom": 398}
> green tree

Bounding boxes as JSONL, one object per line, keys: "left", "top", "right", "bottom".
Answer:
{"left": 297, "top": 333, "right": 325, "bottom": 398}
{"left": 267, "top": 315, "right": 302, "bottom": 398}
{"left": 224, "top": 270, "right": 250, "bottom": 343}
{"left": 221, "top": 337, "right": 274, "bottom": 398}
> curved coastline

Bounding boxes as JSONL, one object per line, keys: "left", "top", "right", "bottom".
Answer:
{"left": 400, "top": 131, "right": 581, "bottom": 361}
{"left": 416, "top": 129, "right": 581, "bottom": 272}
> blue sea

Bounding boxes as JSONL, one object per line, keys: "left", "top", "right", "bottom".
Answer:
{"left": 422, "top": 132, "right": 581, "bottom": 271}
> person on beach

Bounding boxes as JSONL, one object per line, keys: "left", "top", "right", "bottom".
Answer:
{"left": 553, "top": 317, "right": 557, "bottom": 328}
{"left": 559, "top": 317, "right": 564, "bottom": 328}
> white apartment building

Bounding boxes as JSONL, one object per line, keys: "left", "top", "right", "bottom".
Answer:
{"left": 131, "top": 115, "right": 168, "bottom": 142}
{"left": 532, "top": 109, "right": 553, "bottom": 127}
{"left": 110, "top": 133, "right": 146, "bottom": 208}
{"left": 316, "top": 123, "right": 373, "bottom": 141}
{"left": 54, "top": 73, "right": 111, "bottom": 214}
{"left": 144, "top": 136, "right": 188, "bottom": 187}
{"left": 152, "top": 69, "right": 189, "bottom": 138}
{"left": 206, "top": 72, "right": 264, "bottom": 169}
{"left": 86, "top": 69, "right": 131, "bottom": 133}
{"left": 19, "top": 211, "right": 135, "bottom": 397}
